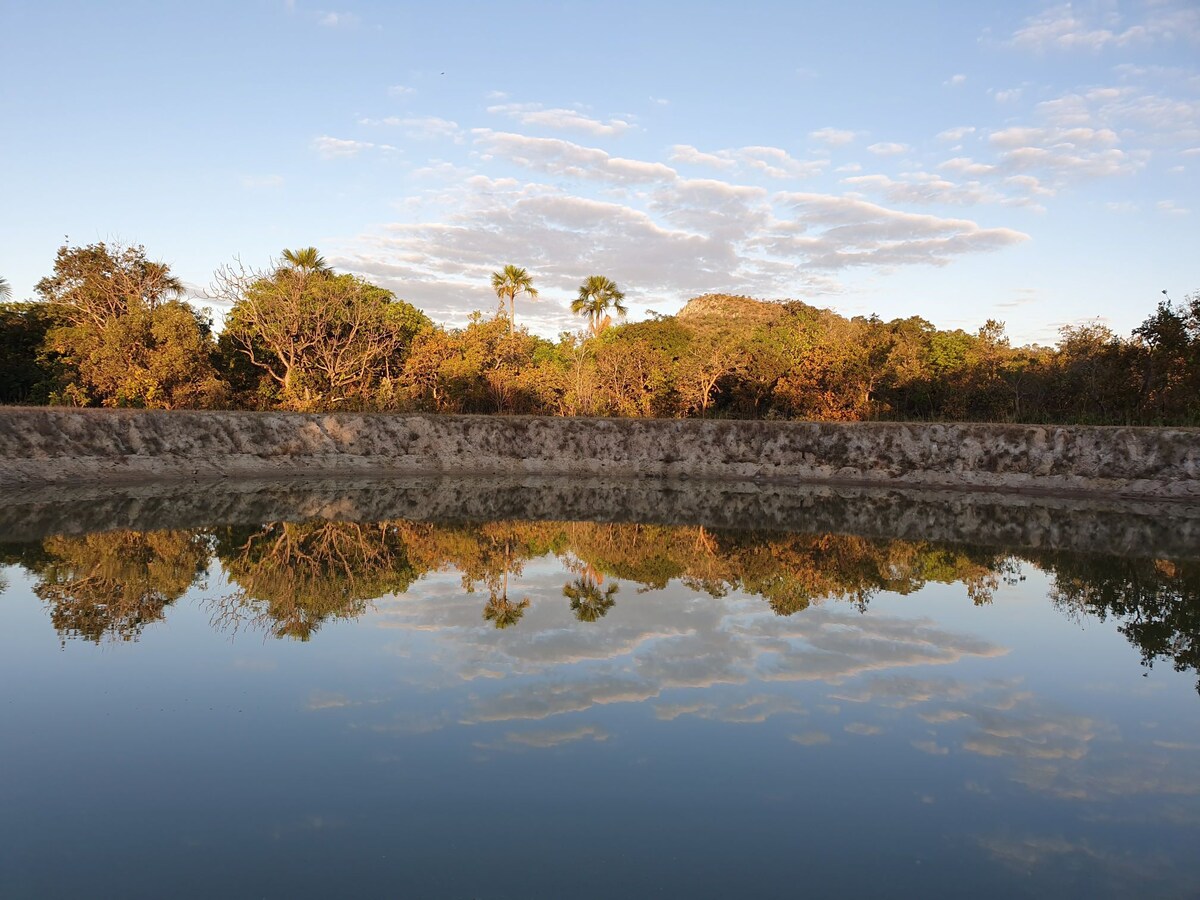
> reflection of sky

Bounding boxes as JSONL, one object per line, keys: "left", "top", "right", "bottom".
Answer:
{"left": 1, "top": 553, "right": 1198, "bottom": 897}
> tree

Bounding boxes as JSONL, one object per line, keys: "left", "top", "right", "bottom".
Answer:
{"left": 0, "top": 302, "right": 60, "bottom": 403}
{"left": 572, "top": 275, "right": 627, "bottom": 337}
{"left": 213, "top": 251, "right": 430, "bottom": 410}
{"left": 35, "top": 242, "right": 227, "bottom": 408}
{"left": 36, "top": 241, "right": 184, "bottom": 329}
{"left": 491, "top": 264, "right": 538, "bottom": 335}
{"left": 0, "top": 276, "right": 11, "bottom": 301}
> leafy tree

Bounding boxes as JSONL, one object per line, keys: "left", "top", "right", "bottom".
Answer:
{"left": 0, "top": 302, "right": 61, "bottom": 403}
{"left": 35, "top": 242, "right": 227, "bottom": 408}
{"left": 572, "top": 275, "right": 627, "bottom": 337}
{"left": 214, "top": 251, "right": 430, "bottom": 410}
{"left": 36, "top": 241, "right": 184, "bottom": 328}
{"left": 491, "top": 264, "right": 538, "bottom": 335}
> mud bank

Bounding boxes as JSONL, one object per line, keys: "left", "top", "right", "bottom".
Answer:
{"left": 0, "top": 408, "right": 1197, "bottom": 500}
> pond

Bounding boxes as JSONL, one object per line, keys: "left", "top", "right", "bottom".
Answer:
{"left": 1, "top": 478, "right": 1198, "bottom": 898}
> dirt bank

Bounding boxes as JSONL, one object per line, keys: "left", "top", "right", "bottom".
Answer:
{"left": 0, "top": 408, "right": 1197, "bottom": 500}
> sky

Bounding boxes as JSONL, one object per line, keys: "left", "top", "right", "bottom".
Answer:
{"left": 1, "top": 0, "right": 1197, "bottom": 345}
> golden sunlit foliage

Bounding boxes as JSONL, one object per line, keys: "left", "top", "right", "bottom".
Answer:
{"left": 4, "top": 242, "right": 1199, "bottom": 424}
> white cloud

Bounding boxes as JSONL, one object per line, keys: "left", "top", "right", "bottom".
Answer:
{"left": 1157, "top": 199, "right": 1190, "bottom": 216}
{"left": 358, "top": 115, "right": 462, "bottom": 141}
{"left": 765, "top": 192, "right": 1030, "bottom": 270}
{"left": 946, "top": 74, "right": 967, "bottom": 87}
{"left": 474, "top": 130, "right": 676, "bottom": 184}
{"left": 810, "top": 127, "right": 861, "bottom": 146}
{"left": 487, "top": 103, "right": 633, "bottom": 137}
{"left": 987, "top": 125, "right": 1140, "bottom": 179}
{"left": 994, "top": 87, "right": 1023, "bottom": 104}
{"left": 669, "top": 144, "right": 826, "bottom": 180}
{"left": 311, "top": 135, "right": 396, "bottom": 159}
{"left": 670, "top": 144, "right": 737, "bottom": 171}
{"left": 842, "top": 172, "right": 1037, "bottom": 208}
{"left": 317, "top": 10, "right": 359, "bottom": 27}
{"left": 867, "top": 142, "right": 911, "bottom": 156}
{"left": 937, "top": 126, "right": 976, "bottom": 142}
{"left": 939, "top": 157, "right": 997, "bottom": 177}
{"left": 387, "top": 84, "right": 416, "bottom": 97}
{"left": 1009, "top": 2, "right": 1200, "bottom": 52}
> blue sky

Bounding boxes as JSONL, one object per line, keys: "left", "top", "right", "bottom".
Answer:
{"left": 2, "top": 0, "right": 1197, "bottom": 344}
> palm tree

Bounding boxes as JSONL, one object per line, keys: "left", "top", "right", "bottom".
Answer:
{"left": 0, "top": 276, "right": 11, "bottom": 301}
{"left": 491, "top": 265, "right": 538, "bottom": 335}
{"left": 572, "top": 275, "right": 627, "bottom": 337}
{"left": 278, "top": 247, "right": 333, "bottom": 278}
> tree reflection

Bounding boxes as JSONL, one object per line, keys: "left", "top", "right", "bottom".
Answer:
{"left": 212, "top": 521, "right": 417, "bottom": 640}
{"left": 12, "top": 531, "right": 209, "bottom": 643}
{"left": 563, "top": 574, "right": 618, "bottom": 622}
{"left": 1, "top": 516, "right": 1197, "bottom": 693}
{"left": 1046, "top": 553, "right": 1200, "bottom": 692}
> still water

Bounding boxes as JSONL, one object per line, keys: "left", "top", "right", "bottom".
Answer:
{"left": 1, "top": 479, "right": 1198, "bottom": 898}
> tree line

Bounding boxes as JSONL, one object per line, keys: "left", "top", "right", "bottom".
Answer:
{"left": 2, "top": 241, "right": 1197, "bottom": 424}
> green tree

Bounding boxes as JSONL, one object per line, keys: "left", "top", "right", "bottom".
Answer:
{"left": 214, "top": 251, "right": 430, "bottom": 410}
{"left": 35, "top": 242, "right": 227, "bottom": 408}
{"left": 0, "top": 302, "right": 61, "bottom": 403}
{"left": 491, "top": 264, "right": 538, "bottom": 335}
{"left": 572, "top": 275, "right": 627, "bottom": 338}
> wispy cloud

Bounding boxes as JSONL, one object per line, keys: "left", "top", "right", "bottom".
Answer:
{"left": 810, "top": 127, "right": 861, "bottom": 147}
{"left": 311, "top": 135, "right": 395, "bottom": 159}
{"left": 357, "top": 115, "right": 462, "bottom": 141}
{"left": 487, "top": 103, "right": 633, "bottom": 137}
{"left": 1009, "top": 2, "right": 1200, "bottom": 52}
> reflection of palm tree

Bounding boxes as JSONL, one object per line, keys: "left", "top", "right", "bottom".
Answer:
{"left": 483, "top": 590, "right": 530, "bottom": 629}
{"left": 479, "top": 538, "right": 532, "bottom": 629}
{"left": 563, "top": 574, "right": 618, "bottom": 622}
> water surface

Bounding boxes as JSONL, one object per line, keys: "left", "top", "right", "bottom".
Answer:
{"left": 1, "top": 479, "right": 1198, "bottom": 898}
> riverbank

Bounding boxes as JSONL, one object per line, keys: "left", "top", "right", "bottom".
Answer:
{"left": 0, "top": 407, "right": 1197, "bottom": 500}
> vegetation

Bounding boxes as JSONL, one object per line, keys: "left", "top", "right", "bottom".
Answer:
{"left": 2, "top": 240, "right": 1198, "bottom": 424}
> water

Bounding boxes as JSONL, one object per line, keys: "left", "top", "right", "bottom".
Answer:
{"left": 1, "top": 478, "right": 1198, "bottom": 898}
